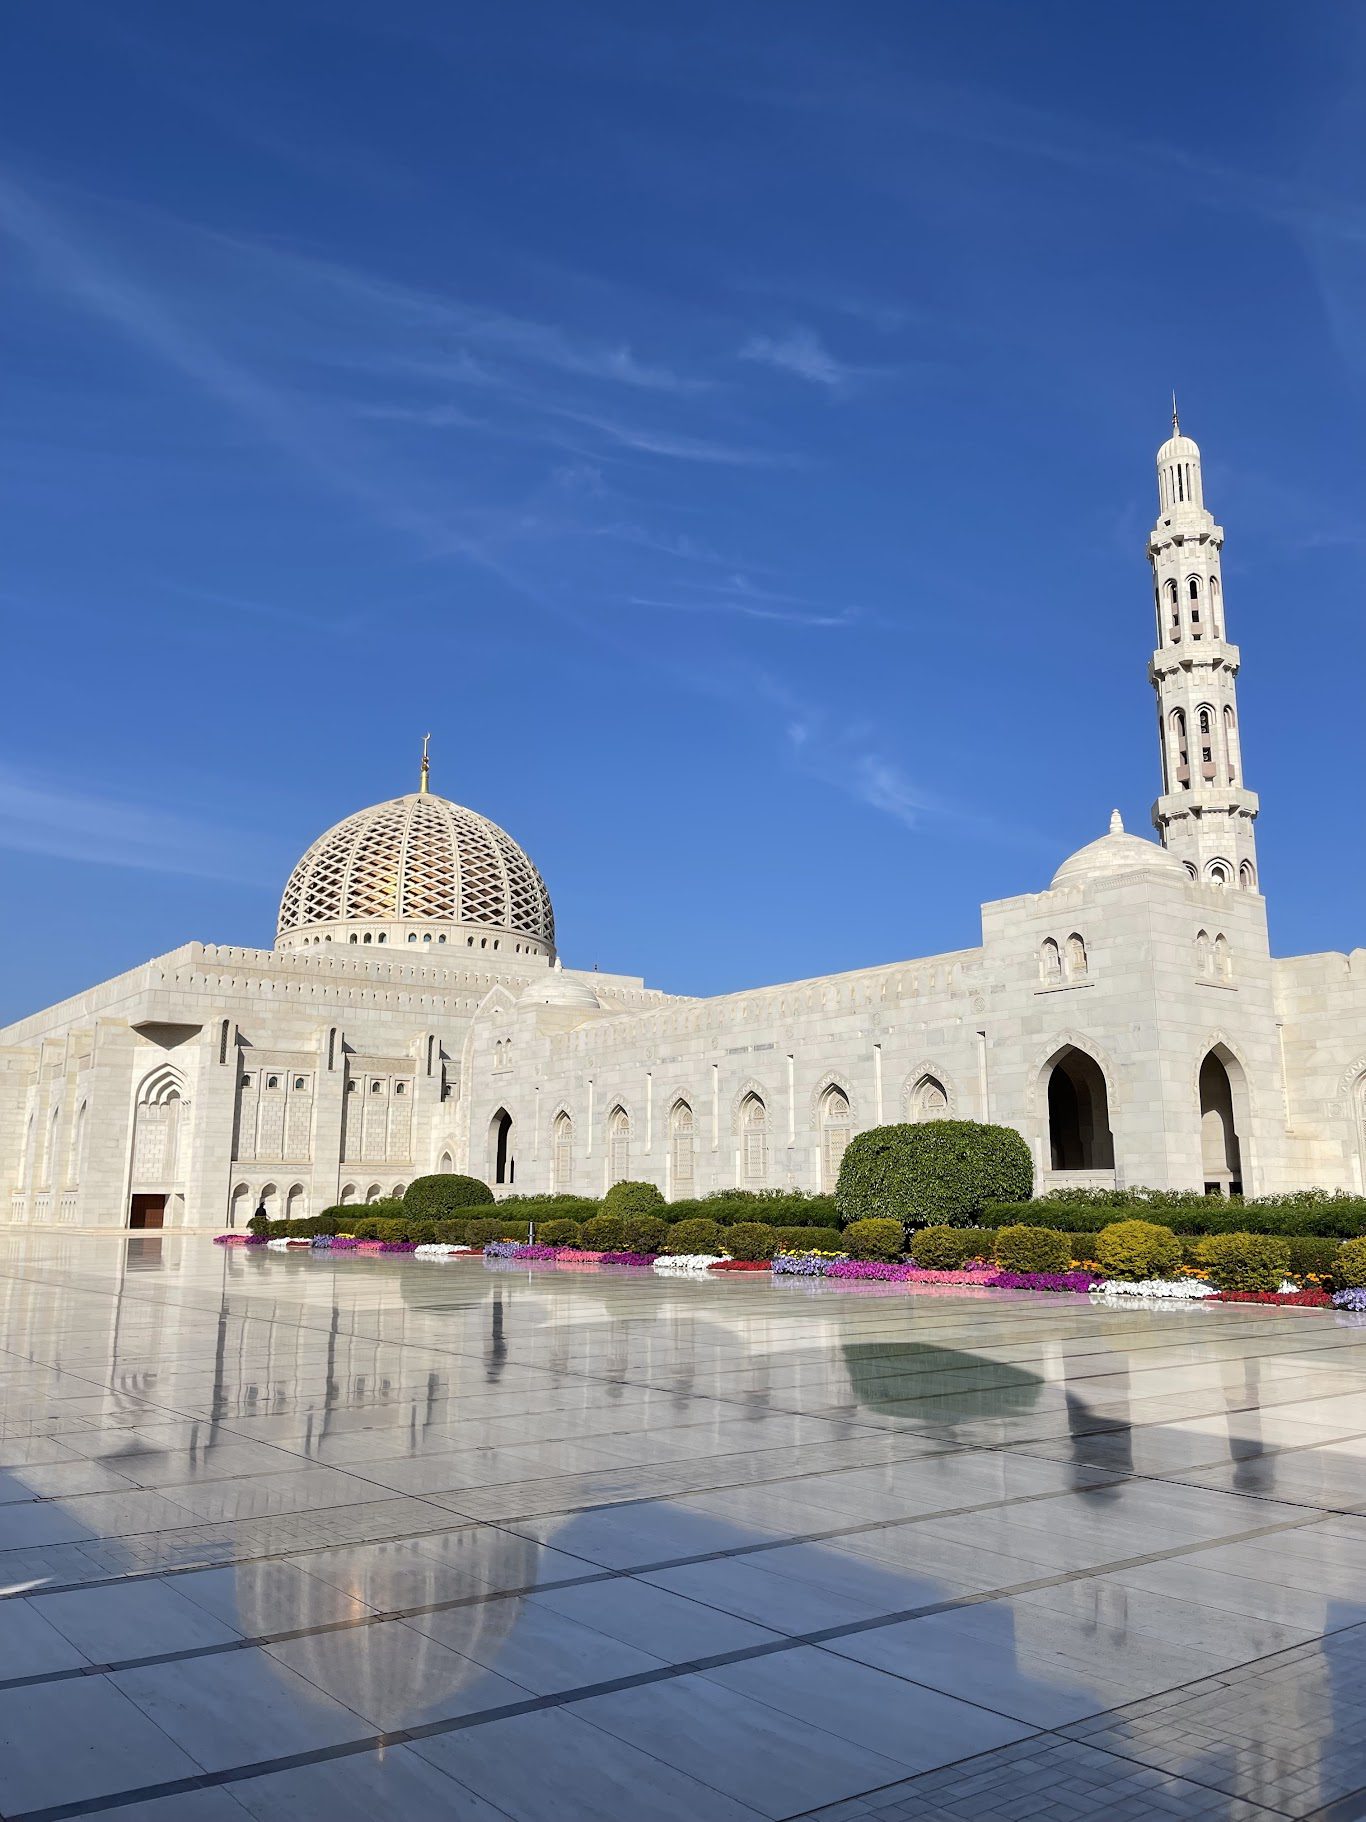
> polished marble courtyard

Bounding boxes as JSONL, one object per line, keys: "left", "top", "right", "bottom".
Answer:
{"left": 1, "top": 1236, "right": 1365, "bottom": 1820}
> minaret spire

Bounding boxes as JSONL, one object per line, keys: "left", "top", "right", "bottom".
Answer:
{"left": 1147, "top": 413, "right": 1259, "bottom": 888}
{"left": 419, "top": 733, "right": 431, "bottom": 794}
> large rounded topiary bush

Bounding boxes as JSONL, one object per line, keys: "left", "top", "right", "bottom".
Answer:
{"left": 403, "top": 1174, "right": 494, "bottom": 1219}
{"left": 602, "top": 1181, "right": 665, "bottom": 1222}
{"left": 836, "top": 1121, "right": 1032, "bottom": 1230}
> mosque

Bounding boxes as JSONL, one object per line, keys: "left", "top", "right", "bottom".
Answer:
{"left": 3, "top": 418, "right": 1365, "bottom": 1229}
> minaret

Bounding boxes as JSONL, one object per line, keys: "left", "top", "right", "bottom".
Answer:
{"left": 1148, "top": 405, "right": 1259, "bottom": 888}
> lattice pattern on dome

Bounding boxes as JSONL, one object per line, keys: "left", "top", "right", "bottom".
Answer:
{"left": 277, "top": 793, "right": 555, "bottom": 945}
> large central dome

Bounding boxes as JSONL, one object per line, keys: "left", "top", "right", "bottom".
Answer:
{"left": 276, "top": 789, "right": 554, "bottom": 956}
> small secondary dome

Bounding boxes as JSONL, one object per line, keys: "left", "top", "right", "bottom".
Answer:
{"left": 519, "top": 959, "right": 600, "bottom": 1010}
{"left": 1051, "top": 809, "right": 1187, "bottom": 890}
{"left": 277, "top": 761, "right": 554, "bottom": 954}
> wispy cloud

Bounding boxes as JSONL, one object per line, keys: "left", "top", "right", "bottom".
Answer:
{"left": 740, "top": 326, "right": 853, "bottom": 390}
{"left": 549, "top": 404, "right": 785, "bottom": 465}
{"left": 0, "top": 766, "right": 281, "bottom": 881}
{"left": 630, "top": 594, "right": 859, "bottom": 628}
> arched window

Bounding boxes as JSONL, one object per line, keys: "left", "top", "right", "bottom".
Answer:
{"left": 1184, "top": 861, "right": 1198, "bottom": 881}
{"left": 1188, "top": 576, "right": 1200, "bottom": 599}
{"left": 365, "top": 1183, "right": 383, "bottom": 1203}
{"left": 1197, "top": 706, "right": 1215, "bottom": 778}
{"left": 1195, "top": 928, "right": 1211, "bottom": 975}
{"left": 285, "top": 1184, "right": 306, "bottom": 1221}
{"left": 1238, "top": 860, "right": 1255, "bottom": 891}
{"left": 438, "top": 1151, "right": 454, "bottom": 1174}
{"left": 228, "top": 1182, "right": 250, "bottom": 1228}
{"left": 1208, "top": 859, "right": 1231, "bottom": 886}
{"left": 1214, "top": 933, "right": 1231, "bottom": 980}
{"left": 339, "top": 1183, "right": 357, "bottom": 1204}
{"left": 1065, "top": 933, "right": 1087, "bottom": 979}
{"left": 740, "top": 1093, "right": 768, "bottom": 1183}
{"left": 1045, "top": 1047, "right": 1115, "bottom": 1172}
{"left": 67, "top": 1101, "right": 87, "bottom": 1187}
{"left": 607, "top": 1106, "right": 631, "bottom": 1184}
{"left": 553, "top": 1113, "right": 574, "bottom": 1193}
{"left": 910, "top": 1075, "right": 949, "bottom": 1121}
{"left": 1200, "top": 1049, "right": 1244, "bottom": 1194}
{"left": 1040, "top": 938, "right": 1063, "bottom": 985}
{"left": 491, "top": 1108, "right": 515, "bottom": 1186}
{"left": 669, "top": 1100, "right": 694, "bottom": 1190}
{"left": 1170, "top": 708, "right": 1189, "bottom": 787}
{"left": 819, "top": 1085, "right": 852, "bottom": 1192}
{"left": 1209, "top": 574, "right": 1221, "bottom": 636}
{"left": 1223, "top": 705, "right": 1239, "bottom": 783}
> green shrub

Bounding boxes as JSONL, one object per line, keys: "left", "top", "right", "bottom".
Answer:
{"left": 464, "top": 1215, "right": 520, "bottom": 1248}
{"left": 722, "top": 1221, "right": 779, "bottom": 1261}
{"left": 403, "top": 1174, "right": 493, "bottom": 1218}
{"left": 1335, "top": 1236, "right": 1366, "bottom": 1288}
{"left": 985, "top": 1191, "right": 1366, "bottom": 1240}
{"left": 349, "top": 1216, "right": 379, "bottom": 1239}
{"left": 838, "top": 1121, "right": 1032, "bottom": 1229}
{"left": 1195, "top": 1232, "right": 1291, "bottom": 1292}
{"left": 620, "top": 1214, "right": 667, "bottom": 1254}
{"left": 664, "top": 1217, "right": 722, "bottom": 1255}
{"left": 910, "top": 1226, "right": 997, "bottom": 1270}
{"left": 687, "top": 1191, "right": 841, "bottom": 1228}
{"left": 602, "top": 1181, "right": 665, "bottom": 1222}
{"left": 1095, "top": 1219, "right": 1181, "bottom": 1282}
{"left": 841, "top": 1218, "right": 906, "bottom": 1262}
{"left": 581, "top": 1214, "right": 626, "bottom": 1251}
{"left": 502, "top": 1194, "right": 600, "bottom": 1215}
{"left": 247, "top": 1207, "right": 271, "bottom": 1236}
{"left": 1067, "top": 1233, "right": 1101, "bottom": 1264}
{"left": 774, "top": 1226, "right": 845, "bottom": 1255}
{"left": 1268, "top": 1236, "right": 1339, "bottom": 1283}
{"left": 537, "top": 1219, "right": 583, "bottom": 1247}
{"left": 994, "top": 1225, "right": 1071, "bottom": 1273}
{"left": 433, "top": 1218, "right": 469, "bottom": 1245}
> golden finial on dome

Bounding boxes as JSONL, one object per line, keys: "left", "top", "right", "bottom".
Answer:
{"left": 1171, "top": 390, "right": 1180, "bottom": 436}
{"left": 419, "top": 733, "right": 431, "bottom": 794}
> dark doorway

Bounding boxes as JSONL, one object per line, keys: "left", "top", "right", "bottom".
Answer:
{"left": 1199, "top": 1050, "right": 1244, "bottom": 1194}
{"left": 492, "top": 1109, "right": 514, "bottom": 1186}
{"left": 129, "top": 1194, "right": 167, "bottom": 1229}
{"left": 1046, "top": 1047, "right": 1115, "bottom": 1171}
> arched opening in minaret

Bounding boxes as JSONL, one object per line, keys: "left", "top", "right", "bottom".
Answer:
{"left": 1046, "top": 1047, "right": 1114, "bottom": 1172}
{"left": 1199, "top": 1050, "right": 1244, "bottom": 1195}
{"left": 490, "top": 1108, "right": 515, "bottom": 1186}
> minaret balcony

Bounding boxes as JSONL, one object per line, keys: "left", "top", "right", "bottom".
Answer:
{"left": 1149, "top": 640, "right": 1240, "bottom": 682}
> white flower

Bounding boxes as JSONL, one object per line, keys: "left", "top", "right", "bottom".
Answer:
{"left": 414, "top": 1243, "right": 473, "bottom": 1258}
{"left": 1094, "top": 1277, "right": 1218, "bottom": 1300}
{"left": 653, "top": 1254, "right": 723, "bottom": 1273}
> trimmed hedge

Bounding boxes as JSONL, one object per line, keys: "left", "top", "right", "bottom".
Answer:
{"left": 1094, "top": 1220, "right": 1181, "bottom": 1282}
{"left": 581, "top": 1214, "right": 626, "bottom": 1251}
{"left": 603, "top": 1181, "right": 665, "bottom": 1222}
{"left": 537, "top": 1219, "right": 583, "bottom": 1247}
{"left": 994, "top": 1225, "right": 1071, "bottom": 1273}
{"left": 620, "top": 1213, "right": 668, "bottom": 1254}
{"left": 986, "top": 1191, "right": 1366, "bottom": 1239}
{"left": 1337, "top": 1237, "right": 1366, "bottom": 1288}
{"left": 403, "top": 1174, "right": 493, "bottom": 1218}
{"left": 664, "top": 1217, "right": 722, "bottom": 1255}
{"left": 1195, "top": 1232, "right": 1291, "bottom": 1293}
{"left": 670, "top": 1192, "right": 840, "bottom": 1229}
{"left": 837, "top": 1121, "right": 1032, "bottom": 1229}
{"left": 910, "top": 1226, "right": 998, "bottom": 1270}
{"left": 841, "top": 1218, "right": 906, "bottom": 1262}
{"left": 723, "top": 1221, "right": 779, "bottom": 1261}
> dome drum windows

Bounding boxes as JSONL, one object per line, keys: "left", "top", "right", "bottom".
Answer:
{"left": 1039, "top": 934, "right": 1088, "bottom": 986}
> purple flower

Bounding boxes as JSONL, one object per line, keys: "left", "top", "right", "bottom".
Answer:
{"left": 1333, "top": 1286, "right": 1366, "bottom": 1311}
{"left": 597, "top": 1251, "right": 659, "bottom": 1266}
{"left": 825, "top": 1260, "right": 916, "bottom": 1281}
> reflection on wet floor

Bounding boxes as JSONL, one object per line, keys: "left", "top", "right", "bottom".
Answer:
{"left": 0, "top": 1234, "right": 1363, "bottom": 1820}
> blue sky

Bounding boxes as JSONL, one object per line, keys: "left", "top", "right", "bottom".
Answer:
{"left": 3, "top": 1, "right": 1364, "bottom": 1021}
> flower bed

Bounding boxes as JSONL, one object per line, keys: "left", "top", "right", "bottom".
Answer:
{"left": 1219, "top": 1287, "right": 1332, "bottom": 1307}
{"left": 1333, "top": 1287, "right": 1366, "bottom": 1312}
{"left": 1094, "top": 1277, "right": 1217, "bottom": 1300}
{"left": 414, "top": 1242, "right": 474, "bottom": 1258}
{"left": 653, "top": 1254, "right": 723, "bottom": 1274}
{"left": 774, "top": 1255, "right": 1098, "bottom": 1293}
{"left": 213, "top": 1234, "right": 256, "bottom": 1246}
{"left": 708, "top": 1258, "right": 771, "bottom": 1272}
